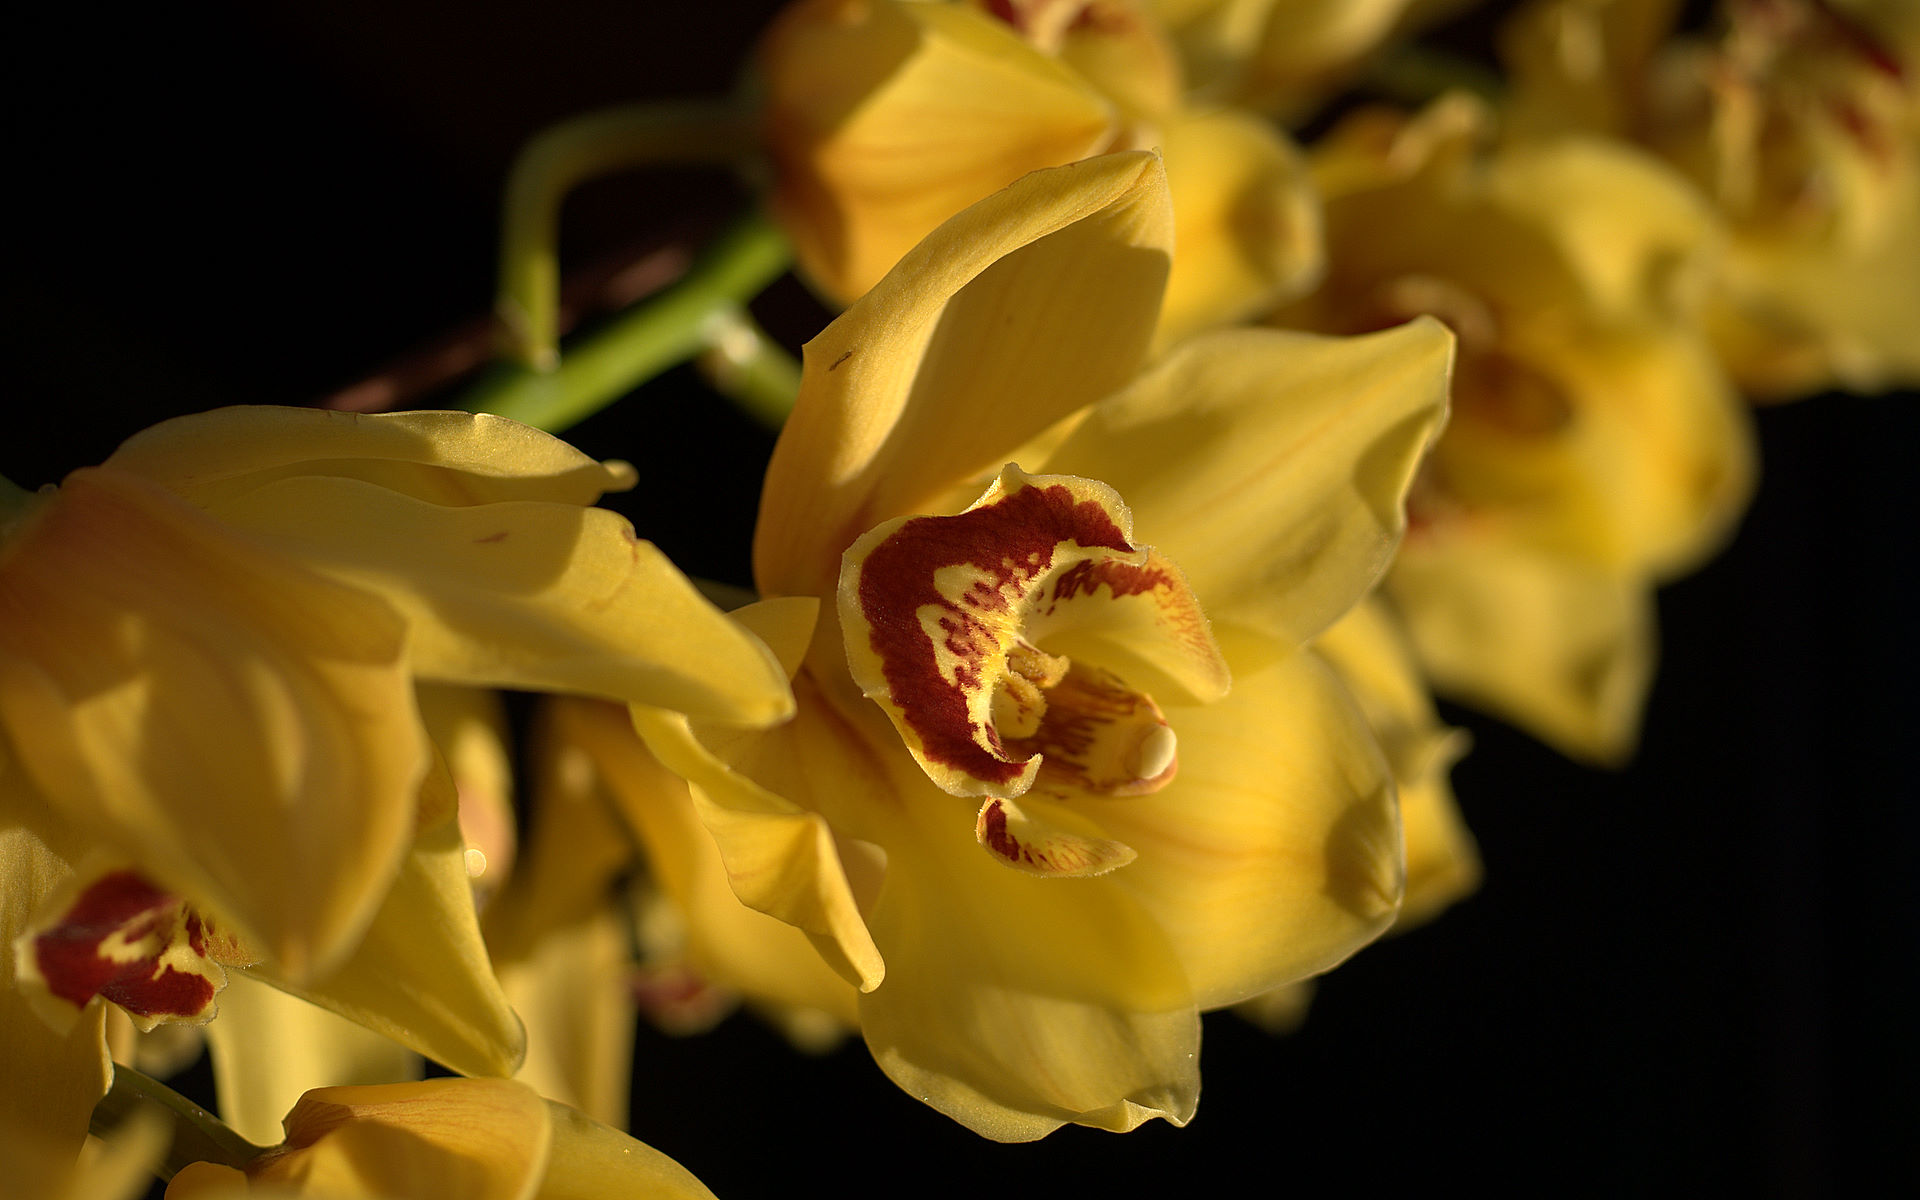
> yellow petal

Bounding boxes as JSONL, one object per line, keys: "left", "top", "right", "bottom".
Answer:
{"left": 1311, "top": 599, "right": 1478, "bottom": 928}
{"left": 839, "top": 466, "right": 1226, "bottom": 799}
{"left": 1389, "top": 538, "right": 1655, "bottom": 764}
{"left": 205, "top": 973, "right": 422, "bottom": 1147}
{"left": 856, "top": 782, "right": 1198, "bottom": 1141}
{"left": 483, "top": 698, "right": 642, "bottom": 1128}
{"left": 250, "top": 1078, "right": 550, "bottom": 1200}
{"left": 245, "top": 759, "right": 526, "bottom": 1080}
{"left": 1040, "top": 319, "right": 1454, "bottom": 646}
{"left": 631, "top": 702, "right": 886, "bottom": 993}
{"left": 0, "top": 469, "right": 426, "bottom": 980}
{"left": 193, "top": 473, "right": 794, "bottom": 727}
{"left": 755, "top": 150, "right": 1175, "bottom": 600}
{"left": 1098, "top": 627, "right": 1403, "bottom": 1008}
{"left": 537, "top": 1098, "right": 719, "bottom": 1200}
{"left": 559, "top": 697, "right": 859, "bottom": 1030}
{"left": 104, "top": 407, "right": 635, "bottom": 509}
{"left": 1156, "top": 106, "right": 1323, "bottom": 346}
{"left": 494, "top": 906, "right": 636, "bottom": 1129}
{"left": 973, "top": 795, "right": 1137, "bottom": 876}
{"left": 0, "top": 827, "right": 112, "bottom": 1179}
{"left": 760, "top": 0, "right": 1117, "bottom": 301}
{"left": 1483, "top": 135, "right": 1720, "bottom": 323}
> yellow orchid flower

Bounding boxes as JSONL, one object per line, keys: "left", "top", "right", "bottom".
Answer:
{"left": 1143, "top": 0, "right": 1441, "bottom": 116}
{"left": 161, "top": 1078, "right": 717, "bottom": 1200}
{"left": 1272, "top": 95, "right": 1755, "bottom": 762}
{"left": 1503, "top": 0, "right": 1920, "bottom": 397}
{"left": 0, "top": 408, "right": 793, "bottom": 1122}
{"left": 612, "top": 150, "right": 1452, "bottom": 1139}
{"left": 758, "top": 0, "right": 1322, "bottom": 341}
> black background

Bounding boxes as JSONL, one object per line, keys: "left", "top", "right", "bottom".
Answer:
{"left": 5, "top": 3, "right": 1914, "bottom": 1195}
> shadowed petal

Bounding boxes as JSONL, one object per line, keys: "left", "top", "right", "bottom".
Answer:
{"left": 0, "top": 469, "right": 426, "bottom": 980}
{"left": 762, "top": 0, "right": 1117, "bottom": 301}
{"left": 246, "top": 760, "right": 526, "bottom": 1080}
{"left": 205, "top": 974, "right": 422, "bottom": 1147}
{"left": 1389, "top": 538, "right": 1654, "bottom": 765}
{"left": 0, "top": 827, "right": 112, "bottom": 1179}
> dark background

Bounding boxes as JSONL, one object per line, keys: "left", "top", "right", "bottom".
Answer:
{"left": 6, "top": 3, "right": 1913, "bottom": 1195}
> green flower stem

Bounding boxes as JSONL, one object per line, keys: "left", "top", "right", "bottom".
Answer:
{"left": 91, "top": 1064, "right": 266, "bottom": 1181}
{"left": 462, "top": 209, "right": 794, "bottom": 433}
{"left": 696, "top": 305, "right": 804, "bottom": 430}
{"left": 496, "top": 99, "right": 760, "bottom": 371}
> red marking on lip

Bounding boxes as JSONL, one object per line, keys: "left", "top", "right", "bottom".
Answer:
{"left": 32, "top": 871, "right": 218, "bottom": 1020}
{"left": 856, "top": 482, "right": 1133, "bottom": 787}
{"left": 978, "top": 799, "right": 1025, "bottom": 864}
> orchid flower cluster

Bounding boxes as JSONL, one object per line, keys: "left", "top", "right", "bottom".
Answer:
{"left": 4, "top": 0, "right": 1911, "bottom": 1195}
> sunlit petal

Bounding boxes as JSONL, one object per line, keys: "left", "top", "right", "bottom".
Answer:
{"left": 194, "top": 474, "right": 794, "bottom": 727}
{"left": 1041, "top": 320, "right": 1454, "bottom": 645}
{"left": 756, "top": 151, "right": 1174, "bottom": 599}
{"left": 105, "top": 407, "right": 636, "bottom": 509}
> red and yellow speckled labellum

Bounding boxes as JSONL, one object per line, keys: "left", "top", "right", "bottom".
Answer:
{"left": 14, "top": 863, "right": 257, "bottom": 1031}
{"left": 840, "top": 465, "right": 1227, "bottom": 873}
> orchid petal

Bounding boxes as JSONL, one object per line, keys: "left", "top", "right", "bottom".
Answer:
{"left": 761, "top": 0, "right": 1117, "bottom": 302}
{"left": 0, "top": 469, "right": 425, "bottom": 980}
{"left": 480, "top": 701, "right": 640, "bottom": 1128}
{"left": 1311, "top": 599, "right": 1477, "bottom": 928}
{"left": 1040, "top": 319, "right": 1454, "bottom": 646}
{"left": 1157, "top": 106, "right": 1323, "bottom": 346}
{"left": 1098, "top": 627, "right": 1402, "bottom": 1008}
{"left": 560, "top": 697, "right": 859, "bottom": 1029}
{"left": 194, "top": 474, "right": 794, "bottom": 727}
{"left": 1389, "top": 539, "right": 1655, "bottom": 765}
{"left": 251, "top": 1078, "right": 551, "bottom": 1200}
{"left": 205, "top": 973, "right": 422, "bottom": 1147}
{"left": 246, "top": 759, "right": 526, "bottom": 1080}
{"left": 756, "top": 150, "right": 1174, "bottom": 599}
{"left": 105, "top": 407, "right": 635, "bottom": 509}
{"left": 0, "top": 827, "right": 111, "bottom": 1177}
{"left": 631, "top": 702, "right": 885, "bottom": 993}
{"left": 857, "top": 786, "right": 1197, "bottom": 1141}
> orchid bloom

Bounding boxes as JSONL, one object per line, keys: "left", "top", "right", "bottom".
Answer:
{"left": 758, "top": 0, "right": 1322, "bottom": 341}
{"left": 162, "top": 1078, "right": 717, "bottom": 1200}
{"left": 1142, "top": 0, "right": 1437, "bottom": 116}
{"left": 0, "top": 407, "right": 793, "bottom": 1170}
{"left": 1503, "top": 0, "right": 1920, "bottom": 397}
{"left": 1271, "top": 95, "right": 1756, "bottom": 762}
{"left": 611, "top": 150, "right": 1452, "bottom": 1139}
